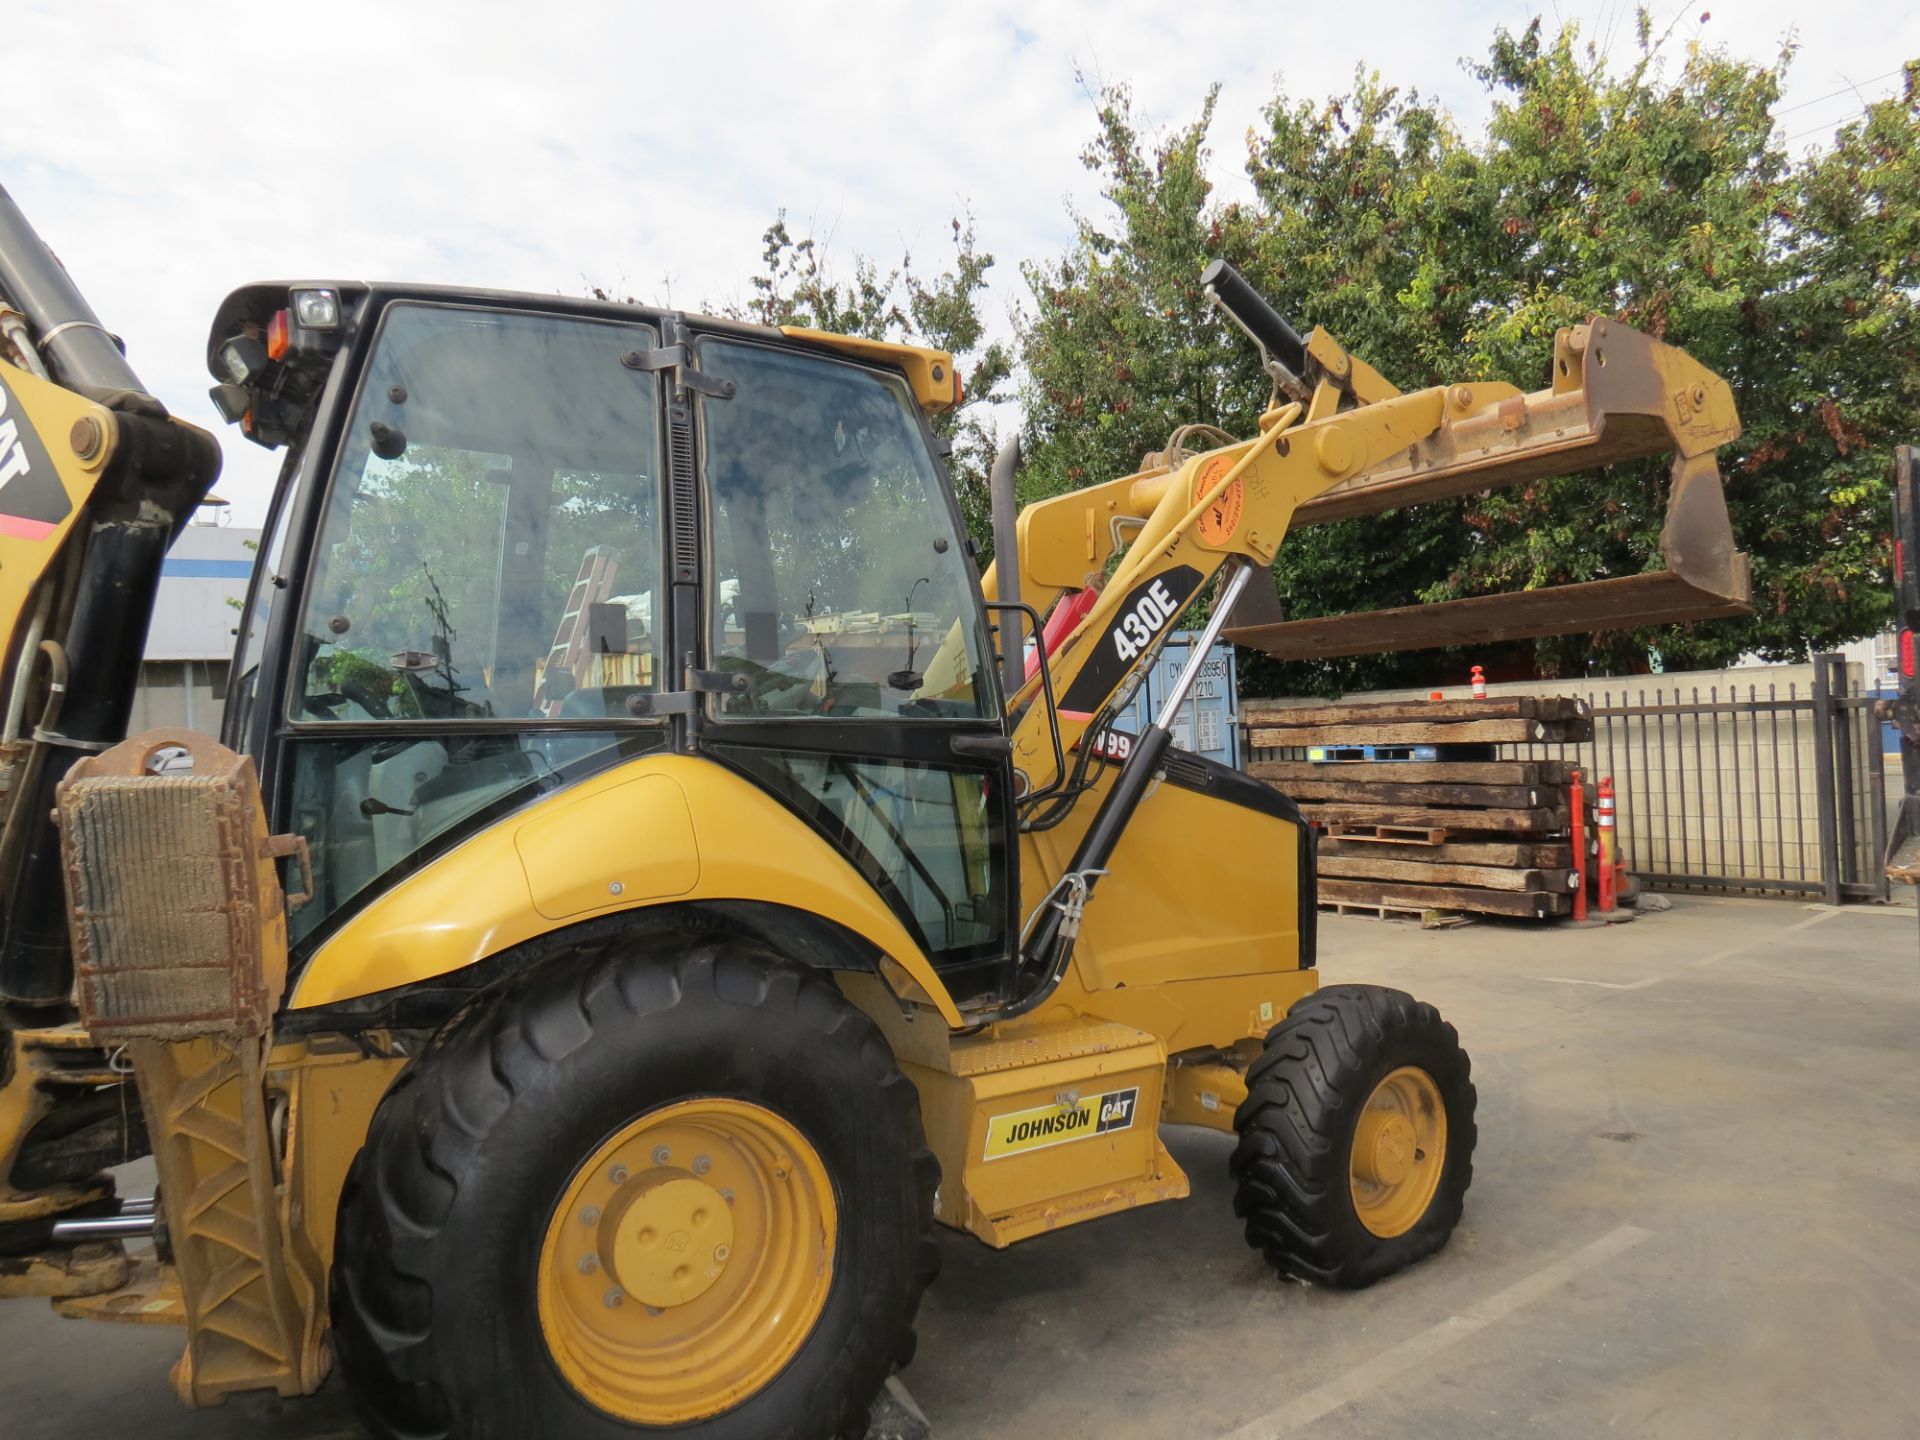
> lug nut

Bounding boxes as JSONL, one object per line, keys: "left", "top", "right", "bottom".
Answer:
{"left": 580, "top": 1206, "right": 601, "bottom": 1226}
{"left": 652, "top": 1146, "right": 671, "bottom": 1165}
{"left": 713, "top": 1245, "right": 730, "bottom": 1262}
{"left": 577, "top": 1254, "right": 598, "bottom": 1274}
{"left": 603, "top": 1286, "right": 624, "bottom": 1309}
{"left": 692, "top": 1154, "right": 712, "bottom": 1175}
{"left": 608, "top": 1164, "right": 629, "bottom": 1186}
{"left": 720, "top": 1188, "right": 736, "bottom": 1204}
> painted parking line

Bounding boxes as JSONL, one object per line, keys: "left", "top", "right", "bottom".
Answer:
{"left": 1801, "top": 902, "right": 1917, "bottom": 919}
{"left": 1688, "top": 906, "right": 1839, "bottom": 966}
{"left": 1216, "top": 1225, "right": 1653, "bottom": 1439}
{"left": 1524, "top": 907, "right": 1847, "bottom": 994}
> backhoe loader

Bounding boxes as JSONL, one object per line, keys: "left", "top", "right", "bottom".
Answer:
{"left": 0, "top": 185, "right": 1744, "bottom": 1438}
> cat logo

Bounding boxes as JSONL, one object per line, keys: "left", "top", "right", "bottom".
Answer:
{"left": 982, "top": 1085, "right": 1142, "bottom": 1161}
{"left": 0, "top": 370, "right": 70, "bottom": 541}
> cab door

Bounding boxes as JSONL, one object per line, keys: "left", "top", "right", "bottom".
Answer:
{"left": 691, "top": 335, "right": 1016, "bottom": 1004}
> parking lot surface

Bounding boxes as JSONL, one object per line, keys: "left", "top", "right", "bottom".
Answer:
{"left": 4, "top": 894, "right": 1916, "bottom": 1439}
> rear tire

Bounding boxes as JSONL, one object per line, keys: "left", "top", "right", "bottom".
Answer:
{"left": 1229, "top": 983, "right": 1475, "bottom": 1288}
{"left": 330, "top": 937, "right": 939, "bottom": 1440}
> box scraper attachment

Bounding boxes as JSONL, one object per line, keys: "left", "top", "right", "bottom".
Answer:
{"left": 1226, "top": 317, "right": 1749, "bottom": 658}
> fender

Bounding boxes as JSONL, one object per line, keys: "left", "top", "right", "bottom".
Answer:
{"left": 288, "top": 752, "right": 964, "bottom": 1025}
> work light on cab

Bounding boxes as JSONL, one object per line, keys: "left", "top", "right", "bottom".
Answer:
{"left": 217, "top": 334, "right": 268, "bottom": 385}
{"left": 290, "top": 288, "right": 340, "bottom": 330}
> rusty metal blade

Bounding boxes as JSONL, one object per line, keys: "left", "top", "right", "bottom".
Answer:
{"left": 1293, "top": 318, "right": 1740, "bottom": 529}
{"left": 1226, "top": 560, "right": 1752, "bottom": 661}
{"left": 1235, "top": 316, "right": 1753, "bottom": 659}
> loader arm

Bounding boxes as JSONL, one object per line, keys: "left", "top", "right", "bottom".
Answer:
{"left": 988, "top": 264, "right": 1745, "bottom": 799}
{"left": 992, "top": 383, "right": 1470, "bottom": 795}
{"left": 968, "top": 263, "right": 1745, "bottom": 1013}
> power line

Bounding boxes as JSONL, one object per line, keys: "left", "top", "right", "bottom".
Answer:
{"left": 1775, "top": 69, "right": 1905, "bottom": 118}
{"left": 1778, "top": 75, "right": 1910, "bottom": 146}
{"left": 1783, "top": 107, "right": 1877, "bottom": 145}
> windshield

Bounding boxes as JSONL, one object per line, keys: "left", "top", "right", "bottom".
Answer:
{"left": 699, "top": 338, "right": 992, "bottom": 720}
{"left": 295, "top": 303, "right": 663, "bottom": 723}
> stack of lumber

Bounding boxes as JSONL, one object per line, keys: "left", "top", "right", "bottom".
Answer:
{"left": 1245, "top": 696, "right": 1593, "bottom": 920}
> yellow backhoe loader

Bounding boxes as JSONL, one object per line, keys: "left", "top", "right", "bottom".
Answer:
{"left": 0, "top": 185, "right": 1744, "bottom": 1439}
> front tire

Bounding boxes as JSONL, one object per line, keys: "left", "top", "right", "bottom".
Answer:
{"left": 1229, "top": 984, "right": 1475, "bottom": 1288}
{"left": 330, "top": 937, "right": 939, "bottom": 1440}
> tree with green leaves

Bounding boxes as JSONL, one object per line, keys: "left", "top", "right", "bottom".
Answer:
{"left": 1018, "top": 19, "right": 1920, "bottom": 693}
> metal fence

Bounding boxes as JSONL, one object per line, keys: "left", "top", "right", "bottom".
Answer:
{"left": 1239, "top": 653, "right": 1888, "bottom": 903}
{"left": 1509, "top": 653, "right": 1885, "bottom": 901}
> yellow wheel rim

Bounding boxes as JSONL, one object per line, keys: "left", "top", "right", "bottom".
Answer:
{"left": 536, "top": 1098, "right": 838, "bottom": 1425}
{"left": 1349, "top": 1066, "right": 1447, "bottom": 1240}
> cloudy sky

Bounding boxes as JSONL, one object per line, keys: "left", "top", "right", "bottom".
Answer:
{"left": 5, "top": 1, "right": 1914, "bottom": 521}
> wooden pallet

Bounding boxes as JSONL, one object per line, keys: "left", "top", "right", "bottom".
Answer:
{"left": 1286, "top": 777, "right": 1551, "bottom": 808}
{"left": 1319, "top": 899, "right": 1474, "bottom": 928}
{"left": 1317, "top": 876, "right": 1570, "bottom": 920}
{"left": 1252, "top": 759, "right": 1576, "bottom": 787}
{"left": 1243, "top": 696, "right": 1591, "bottom": 724}
{"left": 1318, "top": 854, "right": 1579, "bottom": 894}
{"left": 1250, "top": 717, "right": 1589, "bottom": 747}
{"left": 1244, "top": 696, "right": 1594, "bottom": 749}
{"left": 1319, "top": 836, "right": 1576, "bottom": 867}
{"left": 1304, "top": 744, "right": 1441, "bottom": 762}
{"left": 1301, "top": 802, "right": 1567, "bottom": 834}
{"left": 1324, "top": 823, "right": 1449, "bottom": 846}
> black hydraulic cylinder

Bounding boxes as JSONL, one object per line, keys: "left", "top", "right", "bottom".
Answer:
{"left": 1017, "top": 723, "right": 1174, "bottom": 996}
{"left": 1200, "top": 258, "right": 1307, "bottom": 383}
{"left": 0, "top": 182, "right": 152, "bottom": 403}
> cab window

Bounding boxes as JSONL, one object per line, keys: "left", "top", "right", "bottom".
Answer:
{"left": 297, "top": 304, "right": 663, "bottom": 723}
{"left": 699, "top": 339, "right": 992, "bottom": 719}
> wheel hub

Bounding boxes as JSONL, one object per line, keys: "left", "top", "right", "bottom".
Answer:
{"left": 536, "top": 1098, "right": 838, "bottom": 1425}
{"left": 606, "top": 1171, "right": 736, "bottom": 1308}
{"left": 1348, "top": 1065, "right": 1447, "bottom": 1240}
{"left": 1354, "top": 1110, "right": 1418, "bottom": 1187}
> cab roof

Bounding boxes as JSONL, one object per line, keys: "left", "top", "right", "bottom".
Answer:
{"left": 207, "top": 281, "right": 961, "bottom": 414}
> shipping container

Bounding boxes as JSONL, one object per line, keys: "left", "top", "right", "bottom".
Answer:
{"left": 1110, "top": 630, "right": 1240, "bottom": 768}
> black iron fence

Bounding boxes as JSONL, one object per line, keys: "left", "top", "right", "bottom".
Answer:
{"left": 1504, "top": 653, "right": 1886, "bottom": 902}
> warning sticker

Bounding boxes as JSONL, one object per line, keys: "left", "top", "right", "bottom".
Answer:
{"left": 1192, "top": 453, "right": 1244, "bottom": 548}
{"left": 0, "top": 370, "right": 68, "bottom": 541}
{"left": 982, "top": 1086, "right": 1141, "bottom": 1162}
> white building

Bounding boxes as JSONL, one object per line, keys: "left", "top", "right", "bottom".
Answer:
{"left": 130, "top": 516, "right": 260, "bottom": 735}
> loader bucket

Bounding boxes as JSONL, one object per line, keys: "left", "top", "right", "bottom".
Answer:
{"left": 1225, "top": 317, "right": 1749, "bottom": 660}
